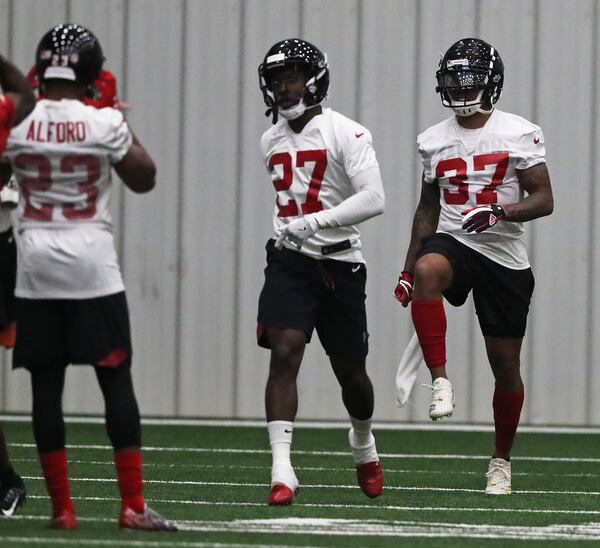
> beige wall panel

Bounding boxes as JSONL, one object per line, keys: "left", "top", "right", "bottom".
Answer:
{"left": 590, "top": 3, "right": 600, "bottom": 425}
{"left": 114, "top": 0, "right": 186, "bottom": 415}
{"left": 177, "top": 0, "right": 240, "bottom": 416}
{"left": 1, "top": 0, "right": 598, "bottom": 425}
{"left": 528, "top": 0, "right": 594, "bottom": 424}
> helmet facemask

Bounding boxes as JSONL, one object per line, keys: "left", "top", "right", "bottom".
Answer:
{"left": 437, "top": 67, "right": 495, "bottom": 117}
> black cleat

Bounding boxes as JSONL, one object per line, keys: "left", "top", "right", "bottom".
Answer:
{"left": 0, "top": 474, "right": 26, "bottom": 516}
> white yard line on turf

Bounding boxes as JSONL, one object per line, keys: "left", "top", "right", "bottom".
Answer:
{"left": 19, "top": 495, "right": 600, "bottom": 515}
{"left": 19, "top": 476, "right": 600, "bottom": 496}
{"left": 2, "top": 517, "right": 600, "bottom": 542}
{"left": 0, "top": 537, "right": 316, "bottom": 548}
{"left": 8, "top": 442, "right": 600, "bottom": 463}
{"left": 1, "top": 414, "right": 599, "bottom": 434}
{"left": 11, "top": 458, "right": 600, "bottom": 477}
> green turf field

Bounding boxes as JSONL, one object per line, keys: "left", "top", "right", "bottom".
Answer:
{"left": 0, "top": 418, "right": 598, "bottom": 547}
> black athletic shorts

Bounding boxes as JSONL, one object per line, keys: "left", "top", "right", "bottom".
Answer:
{"left": 0, "top": 227, "right": 16, "bottom": 330}
{"left": 13, "top": 291, "right": 132, "bottom": 371}
{"left": 257, "top": 239, "right": 369, "bottom": 358}
{"left": 417, "top": 233, "right": 535, "bottom": 338}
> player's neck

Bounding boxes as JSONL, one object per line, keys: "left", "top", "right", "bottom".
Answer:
{"left": 287, "top": 105, "right": 323, "bottom": 133}
{"left": 456, "top": 110, "right": 492, "bottom": 130}
{"left": 42, "top": 82, "right": 85, "bottom": 102}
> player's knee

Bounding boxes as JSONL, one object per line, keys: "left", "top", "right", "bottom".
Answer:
{"left": 269, "top": 333, "right": 305, "bottom": 364}
{"left": 414, "top": 255, "right": 451, "bottom": 292}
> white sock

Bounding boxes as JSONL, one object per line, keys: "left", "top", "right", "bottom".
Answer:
{"left": 267, "top": 421, "right": 298, "bottom": 489}
{"left": 349, "top": 416, "right": 373, "bottom": 446}
{"left": 348, "top": 416, "right": 378, "bottom": 465}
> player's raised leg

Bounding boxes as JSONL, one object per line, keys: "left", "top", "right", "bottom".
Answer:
{"left": 264, "top": 327, "right": 305, "bottom": 505}
{"left": 412, "top": 254, "right": 455, "bottom": 420}
{"left": 484, "top": 336, "right": 525, "bottom": 495}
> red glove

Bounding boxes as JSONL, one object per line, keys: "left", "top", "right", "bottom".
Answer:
{"left": 84, "top": 69, "right": 119, "bottom": 109}
{"left": 461, "top": 204, "right": 506, "bottom": 233}
{"left": 394, "top": 271, "right": 414, "bottom": 307}
{"left": 26, "top": 66, "right": 39, "bottom": 91}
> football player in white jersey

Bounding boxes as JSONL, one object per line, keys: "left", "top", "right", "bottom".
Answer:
{"left": 257, "top": 39, "right": 385, "bottom": 506}
{"left": 2, "top": 24, "right": 176, "bottom": 531}
{"left": 0, "top": 52, "right": 35, "bottom": 518}
{"left": 394, "top": 38, "right": 554, "bottom": 494}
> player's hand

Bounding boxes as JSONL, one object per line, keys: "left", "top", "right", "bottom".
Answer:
{"left": 275, "top": 216, "right": 320, "bottom": 250}
{"left": 394, "top": 271, "right": 414, "bottom": 307}
{"left": 461, "top": 204, "right": 505, "bottom": 233}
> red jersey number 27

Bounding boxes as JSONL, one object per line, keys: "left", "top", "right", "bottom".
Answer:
{"left": 268, "top": 149, "right": 327, "bottom": 217}
{"left": 436, "top": 152, "right": 509, "bottom": 205}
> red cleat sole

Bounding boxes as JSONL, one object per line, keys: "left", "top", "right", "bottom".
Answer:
{"left": 268, "top": 483, "right": 298, "bottom": 506}
{"left": 356, "top": 460, "right": 383, "bottom": 498}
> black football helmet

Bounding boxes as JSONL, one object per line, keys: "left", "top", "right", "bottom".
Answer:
{"left": 36, "top": 24, "right": 104, "bottom": 87}
{"left": 436, "top": 38, "right": 504, "bottom": 116}
{"left": 258, "top": 38, "right": 329, "bottom": 123}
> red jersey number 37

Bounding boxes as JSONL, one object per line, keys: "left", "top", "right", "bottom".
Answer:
{"left": 268, "top": 149, "right": 327, "bottom": 217}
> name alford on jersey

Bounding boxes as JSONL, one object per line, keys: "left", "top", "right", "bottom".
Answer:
{"left": 24, "top": 119, "right": 87, "bottom": 143}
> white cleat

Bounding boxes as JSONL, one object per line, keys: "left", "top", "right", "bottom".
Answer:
{"left": 485, "top": 457, "right": 512, "bottom": 495}
{"left": 425, "top": 377, "right": 455, "bottom": 421}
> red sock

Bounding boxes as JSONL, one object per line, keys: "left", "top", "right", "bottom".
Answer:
{"left": 493, "top": 386, "right": 525, "bottom": 455}
{"left": 39, "top": 450, "right": 75, "bottom": 517}
{"left": 411, "top": 300, "right": 447, "bottom": 369}
{"left": 115, "top": 449, "right": 145, "bottom": 513}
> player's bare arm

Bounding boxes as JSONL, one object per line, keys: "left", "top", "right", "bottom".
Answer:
{"left": 0, "top": 54, "right": 35, "bottom": 125}
{"left": 402, "top": 175, "right": 441, "bottom": 273}
{"left": 504, "top": 162, "right": 554, "bottom": 221}
{"left": 113, "top": 132, "right": 156, "bottom": 193}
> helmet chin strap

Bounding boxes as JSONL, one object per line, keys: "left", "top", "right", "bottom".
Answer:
{"left": 450, "top": 89, "right": 494, "bottom": 117}
{"left": 278, "top": 100, "right": 320, "bottom": 121}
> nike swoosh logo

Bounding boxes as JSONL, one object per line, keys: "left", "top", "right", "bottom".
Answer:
{"left": 352, "top": 265, "right": 361, "bottom": 272}
{"left": 533, "top": 137, "right": 540, "bottom": 144}
{"left": 284, "top": 429, "right": 293, "bottom": 433}
{"left": 1, "top": 493, "right": 20, "bottom": 516}
{"left": 355, "top": 132, "right": 364, "bottom": 138}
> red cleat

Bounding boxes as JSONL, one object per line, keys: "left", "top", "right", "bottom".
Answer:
{"left": 119, "top": 505, "right": 177, "bottom": 531}
{"left": 48, "top": 510, "right": 78, "bottom": 530}
{"left": 356, "top": 460, "right": 383, "bottom": 498}
{"left": 268, "top": 483, "right": 297, "bottom": 506}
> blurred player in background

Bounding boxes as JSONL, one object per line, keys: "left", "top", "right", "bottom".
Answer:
{"left": 0, "top": 52, "right": 35, "bottom": 516}
{"left": 394, "top": 38, "right": 553, "bottom": 494}
{"left": 257, "top": 39, "right": 385, "bottom": 506}
{"left": 2, "top": 24, "right": 176, "bottom": 530}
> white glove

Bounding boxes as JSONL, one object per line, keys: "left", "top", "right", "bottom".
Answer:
{"left": 275, "top": 216, "right": 320, "bottom": 250}
{"left": 0, "top": 175, "right": 18, "bottom": 209}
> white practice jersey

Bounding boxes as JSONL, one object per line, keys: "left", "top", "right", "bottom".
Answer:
{"left": 0, "top": 208, "right": 12, "bottom": 233}
{"left": 261, "top": 107, "right": 379, "bottom": 262}
{"left": 418, "top": 109, "right": 545, "bottom": 269}
{"left": 2, "top": 98, "right": 132, "bottom": 298}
